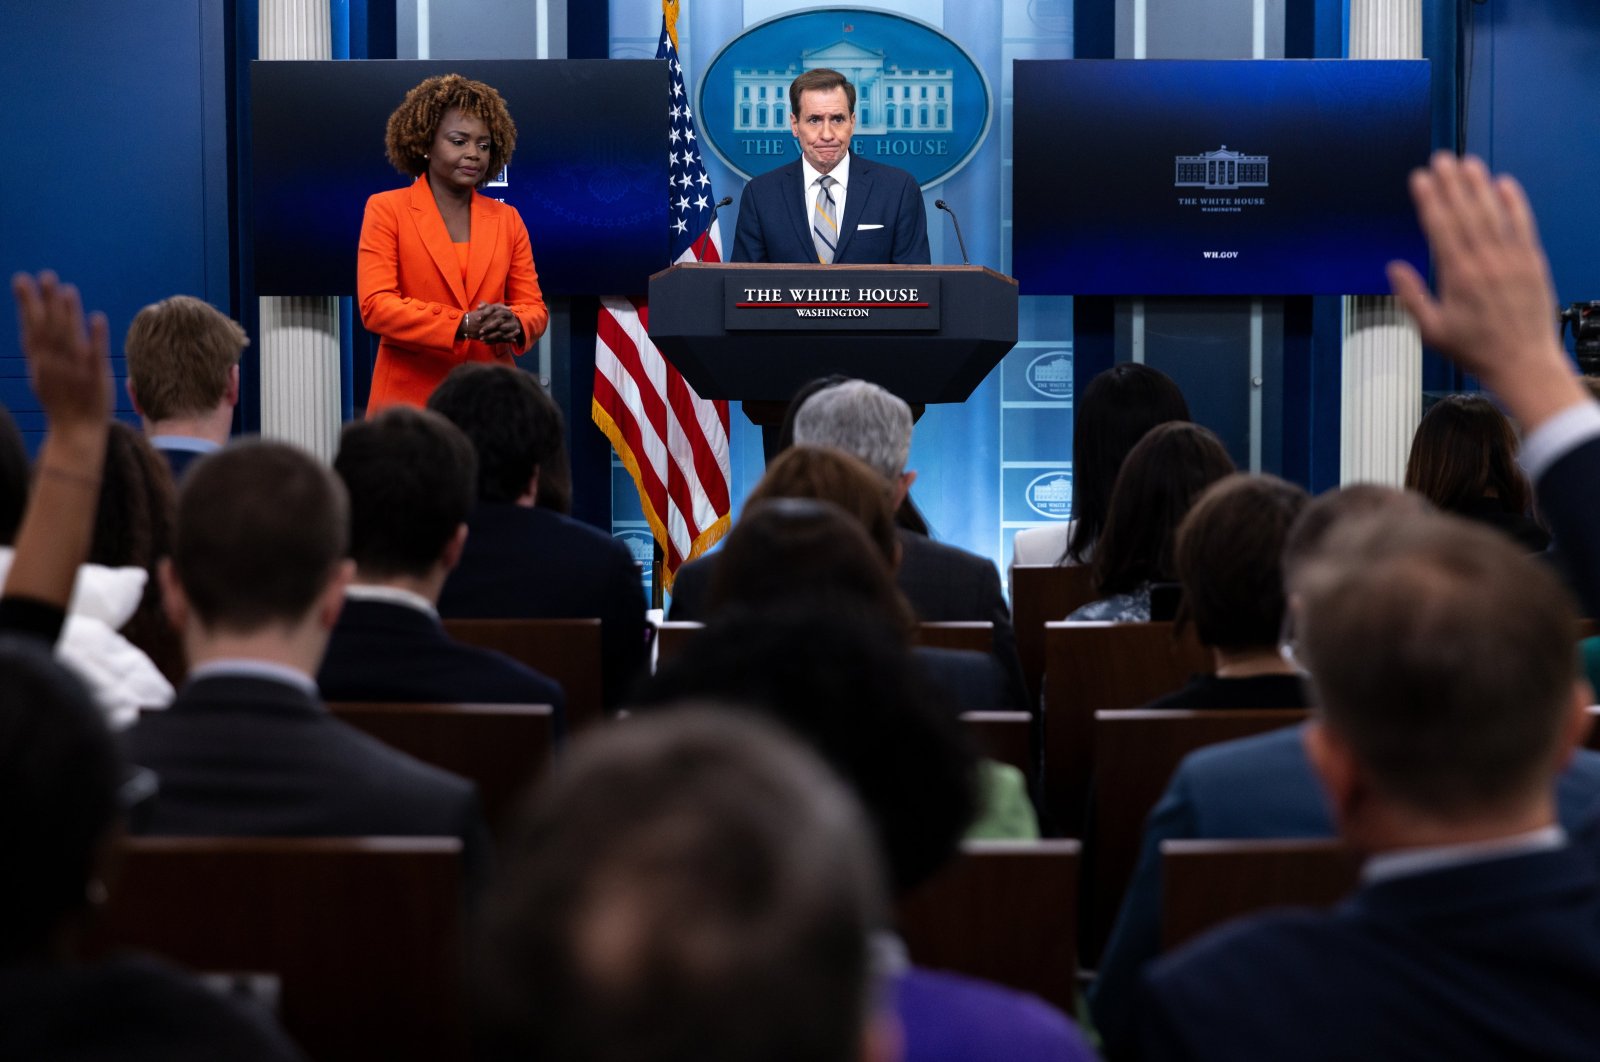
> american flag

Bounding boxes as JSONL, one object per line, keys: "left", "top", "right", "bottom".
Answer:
{"left": 592, "top": 1, "right": 732, "bottom": 591}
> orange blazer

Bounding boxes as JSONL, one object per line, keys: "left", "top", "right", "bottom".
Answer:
{"left": 357, "top": 175, "right": 548, "bottom": 413}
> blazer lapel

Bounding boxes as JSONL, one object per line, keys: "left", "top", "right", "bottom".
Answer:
{"left": 832, "top": 158, "right": 872, "bottom": 263}
{"left": 782, "top": 162, "right": 818, "bottom": 263}
{"left": 407, "top": 176, "right": 469, "bottom": 307}
{"left": 467, "top": 191, "right": 498, "bottom": 302}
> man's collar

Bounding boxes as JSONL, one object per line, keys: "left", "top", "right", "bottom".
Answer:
{"left": 1362, "top": 824, "right": 1567, "bottom": 885}
{"left": 149, "top": 434, "right": 221, "bottom": 454}
{"left": 802, "top": 150, "right": 851, "bottom": 191}
{"left": 345, "top": 583, "right": 438, "bottom": 619}
{"left": 187, "top": 659, "right": 319, "bottom": 697}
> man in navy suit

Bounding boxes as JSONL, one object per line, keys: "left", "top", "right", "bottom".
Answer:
{"left": 731, "top": 68, "right": 930, "bottom": 265}
{"left": 429, "top": 364, "right": 647, "bottom": 711}
{"left": 1141, "top": 154, "right": 1600, "bottom": 1060}
{"left": 317, "top": 407, "right": 565, "bottom": 718}
{"left": 124, "top": 441, "right": 491, "bottom": 884}
{"left": 123, "top": 294, "right": 244, "bottom": 480}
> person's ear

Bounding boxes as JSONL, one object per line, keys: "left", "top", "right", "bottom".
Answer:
{"left": 893, "top": 469, "right": 916, "bottom": 508}
{"left": 1303, "top": 719, "right": 1363, "bottom": 834}
{"left": 440, "top": 523, "right": 469, "bottom": 572}
{"left": 317, "top": 559, "right": 355, "bottom": 631}
{"left": 226, "top": 364, "right": 241, "bottom": 407}
{"left": 158, "top": 558, "right": 189, "bottom": 633}
{"left": 125, "top": 378, "right": 144, "bottom": 417}
{"left": 1554, "top": 680, "right": 1595, "bottom": 770}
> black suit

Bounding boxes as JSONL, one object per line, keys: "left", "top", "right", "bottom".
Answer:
{"left": 318, "top": 597, "right": 565, "bottom": 722}
{"left": 730, "top": 156, "right": 930, "bottom": 265}
{"left": 1538, "top": 434, "right": 1600, "bottom": 618}
{"left": 123, "top": 673, "right": 491, "bottom": 886}
{"left": 438, "top": 502, "right": 648, "bottom": 710}
{"left": 1142, "top": 826, "right": 1600, "bottom": 1061}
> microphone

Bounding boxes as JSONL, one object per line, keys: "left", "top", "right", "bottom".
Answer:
{"left": 699, "top": 196, "right": 734, "bottom": 261}
{"left": 934, "top": 199, "right": 971, "bottom": 266}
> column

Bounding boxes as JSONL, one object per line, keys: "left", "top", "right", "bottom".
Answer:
{"left": 1340, "top": 0, "right": 1422, "bottom": 485}
{"left": 259, "top": 0, "right": 343, "bottom": 459}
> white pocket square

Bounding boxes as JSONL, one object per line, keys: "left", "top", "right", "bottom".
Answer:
{"left": 857, "top": 223, "right": 885, "bottom": 231}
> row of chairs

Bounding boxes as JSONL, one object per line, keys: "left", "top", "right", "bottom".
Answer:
{"left": 83, "top": 833, "right": 1364, "bottom": 1060}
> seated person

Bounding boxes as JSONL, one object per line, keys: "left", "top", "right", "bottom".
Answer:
{"left": 1405, "top": 392, "right": 1549, "bottom": 552}
{"left": 473, "top": 708, "right": 897, "bottom": 1062}
{"left": 637, "top": 605, "right": 1095, "bottom": 1062}
{"left": 1142, "top": 507, "right": 1600, "bottom": 1060}
{"left": 1067, "top": 422, "right": 1235, "bottom": 622}
{"left": 1089, "top": 485, "right": 1600, "bottom": 1058}
{"left": 122, "top": 294, "right": 246, "bottom": 480}
{"left": 122, "top": 441, "right": 491, "bottom": 885}
{"left": 0, "top": 639, "right": 305, "bottom": 1061}
{"left": 318, "top": 407, "right": 565, "bottom": 718}
{"left": 428, "top": 364, "right": 646, "bottom": 710}
{"left": 1013, "top": 363, "right": 1189, "bottom": 570}
{"left": 1141, "top": 473, "right": 1310, "bottom": 711}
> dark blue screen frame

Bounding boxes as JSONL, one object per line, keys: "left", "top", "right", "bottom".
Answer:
{"left": 1013, "top": 60, "right": 1430, "bottom": 296}
{"left": 252, "top": 59, "right": 669, "bottom": 296}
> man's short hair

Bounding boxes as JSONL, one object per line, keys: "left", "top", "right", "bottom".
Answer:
{"left": 789, "top": 67, "right": 855, "bottom": 116}
{"left": 124, "top": 295, "right": 247, "bottom": 421}
{"left": 1295, "top": 510, "right": 1580, "bottom": 818}
{"left": 334, "top": 408, "right": 477, "bottom": 580}
{"left": 792, "top": 379, "right": 912, "bottom": 482}
{"left": 1281, "top": 484, "right": 1432, "bottom": 582}
{"left": 1176, "top": 473, "right": 1308, "bottom": 651}
{"left": 427, "top": 364, "right": 563, "bottom": 504}
{"left": 173, "top": 440, "right": 348, "bottom": 633}
{"left": 473, "top": 708, "right": 885, "bottom": 1062}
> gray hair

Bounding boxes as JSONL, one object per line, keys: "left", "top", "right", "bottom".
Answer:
{"left": 792, "top": 379, "right": 912, "bottom": 482}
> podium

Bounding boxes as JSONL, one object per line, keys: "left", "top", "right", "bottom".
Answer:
{"left": 646, "top": 264, "right": 1019, "bottom": 407}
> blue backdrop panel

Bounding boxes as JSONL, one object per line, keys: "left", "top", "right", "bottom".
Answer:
{"left": 251, "top": 60, "right": 670, "bottom": 296}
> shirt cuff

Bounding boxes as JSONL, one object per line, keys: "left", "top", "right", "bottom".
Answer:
{"left": 1520, "top": 400, "right": 1600, "bottom": 482}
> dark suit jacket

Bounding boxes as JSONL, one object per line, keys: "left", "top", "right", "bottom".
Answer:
{"left": 155, "top": 444, "right": 211, "bottom": 482}
{"left": 122, "top": 673, "right": 491, "bottom": 886}
{"left": 1091, "top": 726, "right": 1600, "bottom": 1058}
{"left": 1141, "top": 824, "right": 1600, "bottom": 1061}
{"left": 318, "top": 597, "right": 565, "bottom": 721}
{"left": 1538, "top": 433, "right": 1600, "bottom": 618}
{"left": 731, "top": 157, "right": 931, "bottom": 264}
{"left": 437, "top": 502, "right": 648, "bottom": 710}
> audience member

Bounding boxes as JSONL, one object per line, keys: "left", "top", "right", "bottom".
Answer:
{"left": 122, "top": 295, "right": 245, "bottom": 480}
{"left": 428, "top": 363, "right": 646, "bottom": 710}
{"left": 474, "top": 708, "right": 896, "bottom": 1062}
{"left": 318, "top": 407, "right": 565, "bottom": 716}
{"left": 89, "top": 421, "right": 186, "bottom": 685}
{"left": 4, "top": 272, "right": 114, "bottom": 641}
{"left": 1141, "top": 473, "right": 1310, "bottom": 711}
{"left": 0, "top": 639, "right": 306, "bottom": 1061}
{"left": 673, "top": 378, "right": 1026, "bottom": 710}
{"left": 1405, "top": 392, "right": 1549, "bottom": 551}
{"left": 636, "top": 607, "right": 1095, "bottom": 1062}
{"left": 1067, "top": 422, "right": 1234, "bottom": 622}
{"left": 1088, "top": 484, "right": 1600, "bottom": 1058}
{"left": 122, "top": 441, "right": 492, "bottom": 884}
{"left": 1013, "top": 362, "right": 1190, "bottom": 569}
{"left": 1142, "top": 508, "right": 1600, "bottom": 1059}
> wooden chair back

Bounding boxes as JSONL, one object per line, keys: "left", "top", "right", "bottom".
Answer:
{"left": 443, "top": 618, "right": 603, "bottom": 730}
{"left": 1011, "top": 565, "right": 1097, "bottom": 708}
{"left": 1041, "top": 621, "right": 1211, "bottom": 837}
{"left": 961, "top": 710, "right": 1034, "bottom": 779}
{"left": 328, "top": 702, "right": 554, "bottom": 830}
{"left": 88, "top": 837, "right": 465, "bottom": 1062}
{"left": 897, "top": 840, "right": 1081, "bottom": 1013}
{"left": 1160, "top": 838, "right": 1361, "bottom": 951}
{"left": 1086, "top": 708, "right": 1309, "bottom": 963}
{"left": 914, "top": 620, "right": 996, "bottom": 654}
{"left": 654, "top": 620, "right": 704, "bottom": 669}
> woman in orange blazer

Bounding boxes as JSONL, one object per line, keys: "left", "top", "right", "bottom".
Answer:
{"left": 358, "top": 74, "right": 548, "bottom": 414}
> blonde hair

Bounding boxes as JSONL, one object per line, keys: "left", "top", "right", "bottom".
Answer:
{"left": 124, "top": 296, "right": 247, "bottom": 421}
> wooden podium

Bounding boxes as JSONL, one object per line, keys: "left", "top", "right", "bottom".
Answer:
{"left": 646, "top": 264, "right": 1019, "bottom": 415}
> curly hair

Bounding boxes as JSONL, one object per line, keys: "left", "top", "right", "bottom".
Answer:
{"left": 384, "top": 73, "right": 517, "bottom": 182}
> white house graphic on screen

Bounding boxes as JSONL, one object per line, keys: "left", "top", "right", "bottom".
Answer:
{"left": 733, "top": 40, "right": 952, "bottom": 134}
{"left": 1174, "top": 146, "right": 1268, "bottom": 190}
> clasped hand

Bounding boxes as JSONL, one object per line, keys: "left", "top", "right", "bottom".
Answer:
{"left": 471, "top": 302, "right": 523, "bottom": 346}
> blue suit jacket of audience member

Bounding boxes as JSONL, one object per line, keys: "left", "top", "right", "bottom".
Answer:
{"left": 1538, "top": 434, "right": 1600, "bottom": 619}
{"left": 1089, "top": 723, "right": 1600, "bottom": 1058}
{"left": 1140, "top": 816, "right": 1600, "bottom": 1061}
{"left": 437, "top": 502, "right": 648, "bottom": 711}
{"left": 730, "top": 156, "right": 931, "bottom": 265}
{"left": 318, "top": 598, "right": 566, "bottom": 728}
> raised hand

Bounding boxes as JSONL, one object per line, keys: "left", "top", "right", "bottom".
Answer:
{"left": 11, "top": 270, "right": 113, "bottom": 431}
